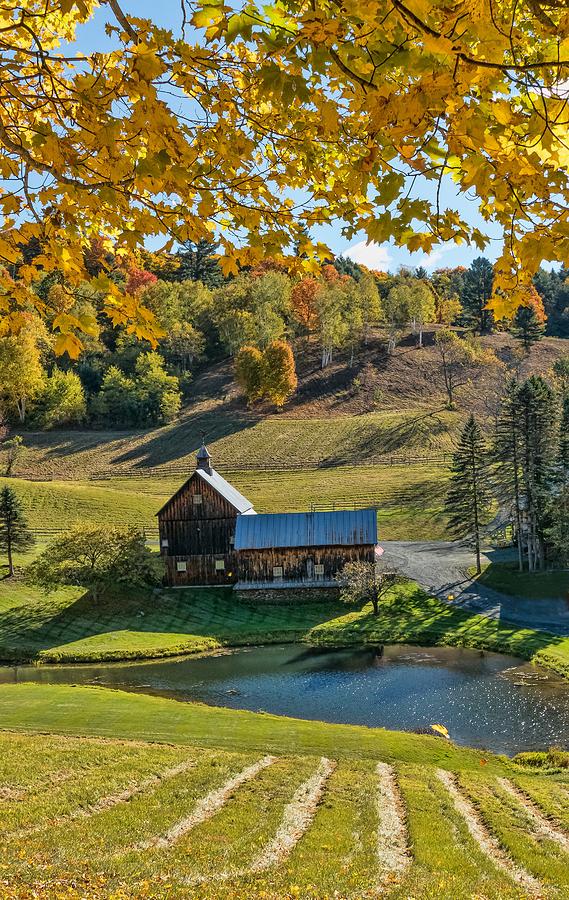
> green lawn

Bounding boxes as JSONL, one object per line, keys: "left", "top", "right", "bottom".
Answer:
{"left": 0, "top": 686, "right": 566, "bottom": 898}
{"left": 1, "top": 579, "right": 568, "bottom": 679}
{"left": 471, "top": 561, "right": 569, "bottom": 600}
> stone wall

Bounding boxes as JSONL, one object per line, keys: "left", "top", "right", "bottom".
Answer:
{"left": 235, "top": 586, "right": 340, "bottom": 605}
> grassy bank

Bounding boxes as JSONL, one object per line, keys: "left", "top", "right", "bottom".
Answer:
{"left": 0, "top": 686, "right": 567, "bottom": 898}
{"left": 471, "top": 561, "right": 569, "bottom": 600}
{"left": 1, "top": 578, "right": 568, "bottom": 678}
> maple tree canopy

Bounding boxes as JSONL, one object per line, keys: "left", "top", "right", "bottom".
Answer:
{"left": 0, "top": 0, "right": 567, "bottom": 352}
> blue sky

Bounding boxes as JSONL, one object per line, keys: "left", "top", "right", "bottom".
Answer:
{"left": 73, "top": 1, "right": 508, "bottom": 273}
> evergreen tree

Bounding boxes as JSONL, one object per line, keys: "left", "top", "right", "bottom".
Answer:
{"left": 512, "top": 305, "right": 544, "bottom": 352}
{"left": 333, "top": 256, "right": 363, "bottom": 282}
{"left": 460, "top": 257, "right": 494, "bottom": 333}
{"left": 175, "top": 240, "right": 223, "bottom": 287}
{"left": 0, "top": 486, "right": 35, "bottom": 576}
{"left": 444, "top": 415, "right": 492, "bottom": 574}
{"left": 497, "top": 375, "right": 558, "bottom": 572}
{"left": 546, "top": 394, "right": 569, "bottom": 565}
{"left": 558, "top": 393, "right": 569, "bottom": 486}
{"left": 494, "top": 379, "right": 525, "bottom": 571}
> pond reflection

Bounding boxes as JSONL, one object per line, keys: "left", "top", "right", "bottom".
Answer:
{"left": 2, "top": 643, "right": 568, "bottom": 755}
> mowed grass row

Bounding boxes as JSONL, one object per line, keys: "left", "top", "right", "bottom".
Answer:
{"left": 1, "top": 462, "right": 450, "bottom": 551}
{"left": 0, "top": 408, "right": 460, "bottom": 478}
{"left": 0, "top": 711, "right": 567, "bottom": 899}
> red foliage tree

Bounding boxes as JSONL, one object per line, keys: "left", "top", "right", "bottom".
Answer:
{"left": 125, "top": 268, "right": 158, "bottom": 296}
{"left": 291, "top": 277, "right": 321, "bottom": 333}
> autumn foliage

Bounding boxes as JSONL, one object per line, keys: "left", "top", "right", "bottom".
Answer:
{"left": 235, "top": 340, "right": 297, "bottom": 408}
{"left": 263, "top": 340, "right": 298, "bottom": 408}
{"left": 125, "top": 268, "right": 158, "bottom": 296}
{"left": 235, "top": 346, "right": 264, "bottom": 403}
{"left": 291, "top": 278, "right": 321, "bottom": 332}
{"left": 0, "top": 1, "right": 567, "bottom": 352}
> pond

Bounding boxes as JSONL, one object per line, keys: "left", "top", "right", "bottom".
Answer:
{"left": 2, "top": 644, "right": 568, "bottom": 755}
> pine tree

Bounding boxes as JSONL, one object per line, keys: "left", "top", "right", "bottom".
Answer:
{"left": 460, "top": 257, "right": 494, "bottom": 333}
{"left": 495, "top": 379, "right": 525, "bottom": 570}
{"left": 175, "top": 240, "right": 223, "bottom": 287}
{"left": 512, "top": 305, "right": 544, "bottom": 352}
{"left": 557, "top": 393, "right": 569, "bottom": 486}
{"left": 514, "top": 376, "right": 558, "bottom": 571}
{"left": 444, "top": 415, "right": 492, "bottom": 574}
{"left": 546, "top": 394, "right": 569, "bottom": 566}
{"left": 0, "top": 486, "right": 35, "bottom": 576}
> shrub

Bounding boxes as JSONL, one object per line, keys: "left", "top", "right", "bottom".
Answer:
{"left": 34, "top": 368, "right": 86, "bottom": 428}
{"left": 262, "top": 340, "right": 297, "bottom": 408}
{"left": 235, "top": 345, "right": 264, "bottom": 403}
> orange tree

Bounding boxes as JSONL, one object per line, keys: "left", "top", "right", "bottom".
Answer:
{"left": 0, "top": 1, "right": 568, "bottom": 353}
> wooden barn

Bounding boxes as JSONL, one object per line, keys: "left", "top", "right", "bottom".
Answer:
{"left": 157, "top": 443, "right": 256, "bottom": 586}
{"left": 234, "top": 508, "right": 378, "bottom": 590}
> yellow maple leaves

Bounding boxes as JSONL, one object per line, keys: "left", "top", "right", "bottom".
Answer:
{"left": 0, "top": 0, "right": 567, "bottom": 352}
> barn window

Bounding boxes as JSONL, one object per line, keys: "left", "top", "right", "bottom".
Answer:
{"left": 193, "top": 493, "right": 203, "bottom": 505}
{"left": 273, "top": 566, "right": 283, "bottom": 580}
{"left": 215, "top": 559, "right": 225, "bottom": 571}
{"left": 314, "top": 564, "right": 325, "bottom": 576}
{"left": 176, "top": 561, "right": 187, "bottom": 572}
{"left": 161, "top": 539, "right": 169, "bottom": 549}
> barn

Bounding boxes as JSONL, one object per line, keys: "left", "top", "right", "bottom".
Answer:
{"left": 157, "top": 444, "right": 378, "bottom": 589}
{"left": 234, "top": 509, "right": 378, "bottom": 589}
{"left": 157, "top": 443, "right": 255, "bottom": 586}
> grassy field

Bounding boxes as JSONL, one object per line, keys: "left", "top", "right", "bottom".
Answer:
{"left": 472, "top": 562, "right": 569, "bottom": 600}
{"left": 0, "top": 685, "right": 567, "bottom": 898}
{"left": 0, "top": 408, "right": 459, "bottom": 479}
{"left": 1, "top": 579, "right": 569, "bottom": 678}
{"left": 0, "top": 463, "right": 450, "bottom": 548}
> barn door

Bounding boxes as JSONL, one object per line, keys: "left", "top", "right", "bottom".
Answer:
{"left": 306, "top": 558, "right": 314, "bottom": 581}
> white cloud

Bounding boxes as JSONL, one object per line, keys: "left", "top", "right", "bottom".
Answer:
{"left": 415, "top": 248, "right": 446, "bottom": 270}
{"left": 344, "top": 241, "right": 392, "bottom": 271}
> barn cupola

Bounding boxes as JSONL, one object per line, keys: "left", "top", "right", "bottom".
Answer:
{"left": 196, "top": 442, "right": 212, "bottom": 474}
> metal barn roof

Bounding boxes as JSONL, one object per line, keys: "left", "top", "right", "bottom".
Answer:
{"left": 156, "top": 467, "right": 254, "bottom": 516}
{"left": 195, "top": 467, "right": 254, "bottom": 514}
{"left": 234, "top": 508, "right": 377, "bottom": 550}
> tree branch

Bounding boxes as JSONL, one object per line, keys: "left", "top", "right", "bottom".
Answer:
{"left": 104, "top": 0, "right": 138, "bottom": 43}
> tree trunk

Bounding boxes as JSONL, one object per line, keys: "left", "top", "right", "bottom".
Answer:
{"left": 7, "top": 529, "right": 13, "bottom": 577}
{"left": 471, "top": 442, "right": 482, "bottom": 575}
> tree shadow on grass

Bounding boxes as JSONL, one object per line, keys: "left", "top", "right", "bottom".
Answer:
{"left": 0, "top": 587, "right": 344, "bottom": 664}
{"left": 319, "top": 409, "right": 454, "bottom": 467}
{"left": 310, "top": 584, "right": 569, "bottom": 666}
{"left": 112, "top": 407, "right": 258, "bottom": 470}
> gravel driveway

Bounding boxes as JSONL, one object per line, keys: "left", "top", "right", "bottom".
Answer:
{"left": 380, "top": 540, "right": 569, "bottom": 636}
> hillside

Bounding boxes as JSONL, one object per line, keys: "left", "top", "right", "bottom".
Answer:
{"left": 1, "top": 329, "right": 566, "bottom": 480}
{"left": 0, "top": 687, "right": 568, "bottom": 899}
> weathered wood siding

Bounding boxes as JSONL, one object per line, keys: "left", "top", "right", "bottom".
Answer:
{"left": 237, "top": 544, "right": 375, "bottom": 586}
{"left": 158, "top": 474, "right": 239, "bottom": 586}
